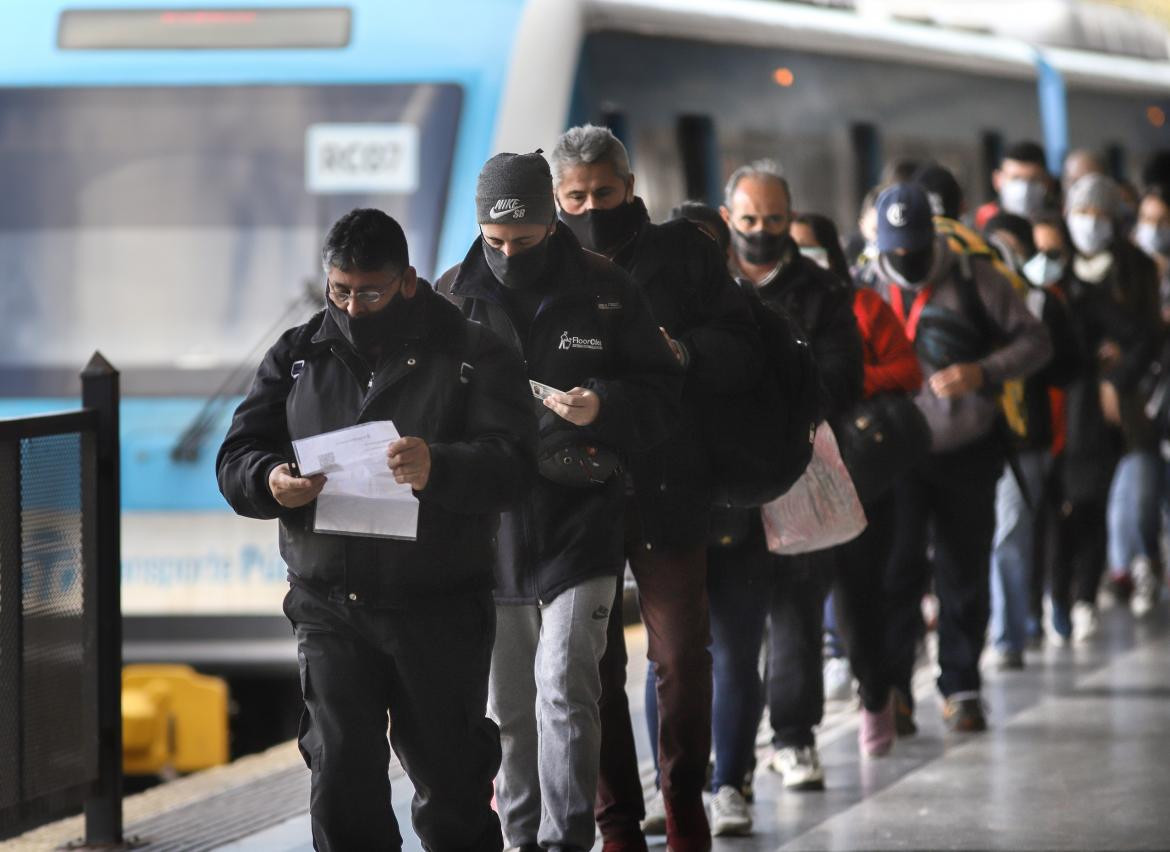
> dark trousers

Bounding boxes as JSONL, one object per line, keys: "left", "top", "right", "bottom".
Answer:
{"left": 1053, "top": 497, "right": 1109, "bottom": 607}
{"left": 884, "top": 438, "right": 1001, "bottom": 705}
{"left": 284, "top": 583, "right": 503, "bottom": 852}
{"left": 832, "top": 490, "right": 896, "bottom": 713}
{"left": 595, "top": 506, "right": 712, "bottom": 845}
{"left": 764, "top": 552, "right": 831, "bottom": 748}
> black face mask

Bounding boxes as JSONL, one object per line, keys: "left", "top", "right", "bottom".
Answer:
{"left": 325, "top": 286, "right": 410, "bottom": 353}
{"left": 731, "top": 228, "right": 791, "bottom": 266}
{"left": 886, "top": 246, "right": 935, "bottom": 287}
{"left": 482, "top": 231, "right": 551, "bottom": 290}
{"left": 558, "top": 200, "right": 641, "bottom": 254}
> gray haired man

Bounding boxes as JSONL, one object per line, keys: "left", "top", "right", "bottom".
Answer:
{"left": 552, "top": 125, "right": 762, "bottom": 848}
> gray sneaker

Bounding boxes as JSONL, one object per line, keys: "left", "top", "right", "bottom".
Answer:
{"left": 710, "top": 785, "right": 752, "bottom": 836}
{"left": 641, "top": 788, "right": 667, "bottom": 834}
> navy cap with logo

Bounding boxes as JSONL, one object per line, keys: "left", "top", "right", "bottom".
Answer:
{"left": 876, "top": 183, "right": 935, "bottom": 253}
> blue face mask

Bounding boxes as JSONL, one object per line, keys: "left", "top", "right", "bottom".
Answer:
{"left": 1135, "top": 221, "right": 1170, "bottom": 258}
{"left": 1023, "top": 252, "right": 1065, "bottom": 286}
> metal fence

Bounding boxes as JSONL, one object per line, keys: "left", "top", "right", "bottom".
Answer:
{"left": 0, "top": 354, "right": 123, "bottom": 844}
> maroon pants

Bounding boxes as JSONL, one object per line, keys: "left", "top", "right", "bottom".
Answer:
{"left": 595, "top": 505, "right": 712, "bottom": 848}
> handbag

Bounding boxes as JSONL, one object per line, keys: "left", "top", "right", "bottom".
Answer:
{"left": 760, "top": 422, "right": 867, "bottom": 555}
{"left": 834, "top": 392, "right": 931, "bottom": 504}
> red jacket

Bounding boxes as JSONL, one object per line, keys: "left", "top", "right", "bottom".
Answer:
{"left": 852, "top": 288, "right": 922, "bottom": 398}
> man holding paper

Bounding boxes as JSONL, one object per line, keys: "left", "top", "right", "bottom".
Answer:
{"left": 216, "top": 208, "right": 536, "bottom": 852}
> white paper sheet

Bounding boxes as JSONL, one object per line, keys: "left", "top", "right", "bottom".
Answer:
{"left": 292, "top": 421, "right": 419, "bottom": 540}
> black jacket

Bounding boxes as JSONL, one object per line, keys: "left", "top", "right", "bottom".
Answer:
{"left": 440, "top": 226, "right": 683, "bottom": 604}
{"left": 612, "top": 200, "right": 762, "bottom": 549}
{"left": 216, "top": 282, "right": 537, "bottom": 607}
{"left": 1015, "top": 284, "right": 1084, "bottom": 452}
{"left": 752, "top": 252, "right": 865, "bottom": 420}
{"left": 711, "top": 250, "right": 864, "bottom": 546}
{"left": 1062, "top": 241, "right": 1162, "bottom": 499}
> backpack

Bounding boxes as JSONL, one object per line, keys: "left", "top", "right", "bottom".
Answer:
{"left": 702, "top": 281, "right": 821, "bottom": 507}
{"left": 935, "top": 217, "right": 1031, "bottom": 439}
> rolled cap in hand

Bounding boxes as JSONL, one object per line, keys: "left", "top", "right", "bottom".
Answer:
{"left": 476, "top": 150, "right": 555, "bottom": 225}
{"left": 876, "top": 183, "right": 935, "bottom": 253}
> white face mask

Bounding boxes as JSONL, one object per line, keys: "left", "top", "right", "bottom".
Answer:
{"left": 1068, "top": 213, "right": 1113, "bottom": 257}
{"left": 799, "top": 246, "right": 830, "bottom": 269}
{"left": 1135, "top": 221, "right": 1170, "bottom": 258}
{"left": 1000, "top": 178, "right": 1047, "bottom": 218}
{"left": 1023, "top": 252, "right": 1064, "bottom": 287}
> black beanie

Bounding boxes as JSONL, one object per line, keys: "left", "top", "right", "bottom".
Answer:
{"left": 476, "top": 151, "right": 555, "bottom": 225}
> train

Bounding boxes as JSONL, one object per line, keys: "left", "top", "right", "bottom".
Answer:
{"left": 1, "top": 0, "right": 1167, "bottom": 695}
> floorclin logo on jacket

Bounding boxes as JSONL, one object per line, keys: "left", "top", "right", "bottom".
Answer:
{"left": 558, "top": 331, "right": 604, "bottom": 351}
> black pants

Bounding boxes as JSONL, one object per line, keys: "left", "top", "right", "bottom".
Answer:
{"left": 765, "top": 552, "right": 831, "bottom": 749}
{"left": 284, "top": 583, "right": 503, "bottom": 852}
{"left": 832, "top": 490, "right": 896, "bottom": 713}
{"left": 1053, "top": 497, "right": 1109, "bottom": 607}
{"left": 884, "top": 438, "right": 1001, "bottom": 705}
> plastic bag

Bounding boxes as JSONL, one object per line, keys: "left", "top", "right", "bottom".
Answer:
{"left": 760, "top": 422, "right": 867, "bottom": 555}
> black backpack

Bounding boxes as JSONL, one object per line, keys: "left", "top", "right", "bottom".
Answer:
{"left": 702, "top": 282, "right": 821, "bottom": 507}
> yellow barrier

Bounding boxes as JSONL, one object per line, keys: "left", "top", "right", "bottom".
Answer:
{"left": 122, "top": 664, "right": 230, "bottom": 775}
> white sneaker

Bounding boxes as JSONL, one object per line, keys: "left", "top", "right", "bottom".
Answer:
{"left": 710, "top": 784, "right": 753, "bottom": 836}
{"left": 641, "top": 788, "right": 666, "bottom": 834}
{"left": 1072, "top": 601, "right": 1099, "bottom": 643}
{"left": 823, "top": 656, "right": 855, "bottom": 702}
{"left": 1131, "top": 557, "right": 1160, "bottom": 618}
{"left": 769, "top": 745, "right": 825, "bottom": 790}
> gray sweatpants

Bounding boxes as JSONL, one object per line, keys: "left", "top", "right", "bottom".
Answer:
{"left": 489, "top": 575, "right": 615, "bottom": 849}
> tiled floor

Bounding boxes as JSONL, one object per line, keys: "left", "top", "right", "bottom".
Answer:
{"left": 225, "top": 600, "right": 1170, "bottom": 850}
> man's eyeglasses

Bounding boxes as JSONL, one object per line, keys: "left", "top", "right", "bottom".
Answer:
{"left": 327, "top": 282, "right": 389, "bottom": 305}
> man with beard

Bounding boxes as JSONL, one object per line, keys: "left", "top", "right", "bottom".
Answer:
{"left": 715, "top": 159, "right": 863, "bottom": 809}
{"left": 440, "top": 151, "right": 682, "bottom": 852}
{"left": 549, "top": 125, "right": 760, "bottom": 848}
{"left": 867, "top": 184, "right": 1051, "bottom": 731}
{"left": 217, "top": 208, "right": 537, "bottom": 851}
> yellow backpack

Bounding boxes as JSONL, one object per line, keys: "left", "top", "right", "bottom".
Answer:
{"left": 934, "top": 216, "right": 1031, "bottom": 440}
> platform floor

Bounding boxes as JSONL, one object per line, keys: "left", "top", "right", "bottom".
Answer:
{"left": 226, "top": 601, "right": 1170, "bottom": 852}
{"left": 7, "top": 600, "right": 1168, "bottom": 851}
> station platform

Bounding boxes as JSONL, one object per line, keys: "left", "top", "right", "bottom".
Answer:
{"left": 5, "top": 601, "right": 1169, "bottom": 851}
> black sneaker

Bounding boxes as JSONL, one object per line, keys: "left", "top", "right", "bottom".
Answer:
{"left": 942, "top": 696, "right": 987, "bottom": 733}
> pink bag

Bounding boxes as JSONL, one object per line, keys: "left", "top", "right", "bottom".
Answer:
{"left": 761, "top": 422, "right": 867, "bottom": 555}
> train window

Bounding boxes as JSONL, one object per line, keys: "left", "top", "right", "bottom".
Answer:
{"left": 981, "top": 132, "right": 1004, "bottom": 204}
{"left": 850, "top": 123, "right": 881, "bottom": 210}
{"left": 676, "top": 115, "right": 720, "bottom": 206}
{"left": 601, "top": 110, "right": 632, "bottom": 159}
{"left": 57, "top": 7, "right": 351, "bottom": 50}
{"left": 1106, "top": 143, "right": 1128, "bottom": 181}
{"left": 0, "top": 83, "right": 461, "bottom": 392}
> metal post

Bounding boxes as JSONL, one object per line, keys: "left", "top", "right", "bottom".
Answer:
{"left": 0, "top": 440, "right": 22, "bottom": 817}
{"left": 81, "top": 353, "right": 122, "bottom": 845}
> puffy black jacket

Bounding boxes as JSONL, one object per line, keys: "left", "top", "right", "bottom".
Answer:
{"left": 753, "top": 253, "right": 865, "bottom": 420}
{"left": 440, "top": 226, "right": 683, "bottom": 604}
{"left": 611, "top": 200, "right": 762, "bottom": 549}
{"left": 216, "top": 282, "right": 537, "bottom": 607}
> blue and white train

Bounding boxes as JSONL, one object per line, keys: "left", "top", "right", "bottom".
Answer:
{"left": 1, "top": 0, "right": 1167, "bottom": 674}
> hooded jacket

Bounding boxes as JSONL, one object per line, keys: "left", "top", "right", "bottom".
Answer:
{"left": 610, "top": 199, "right": 762, "bottom": 549}
{"left": 869, "top": 238, "right": 1052, "bottom": 453}
{"left": 439, "top": 225, "right": 683, "bottom": 604}
{"left": 216, "top": 282, "right": 538, "bottom": 607}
